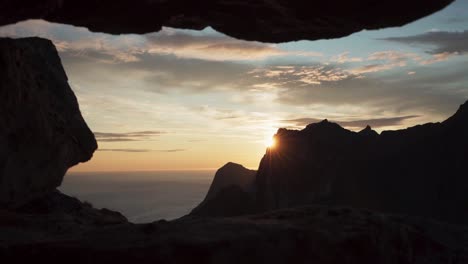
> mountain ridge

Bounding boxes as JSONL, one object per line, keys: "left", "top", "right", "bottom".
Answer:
{"left": 194, "top": 100, "right": 468, "bottom": 225}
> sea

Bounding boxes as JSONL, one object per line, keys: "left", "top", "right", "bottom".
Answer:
{"left": 59, "top": 170, "right": 215, "bottom": 223}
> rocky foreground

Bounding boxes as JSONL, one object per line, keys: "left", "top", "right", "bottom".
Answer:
{"left": 1, "top": 192, "right": 468, "bottom": 263}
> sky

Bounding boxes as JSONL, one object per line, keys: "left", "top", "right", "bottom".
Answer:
{"left": 0, "top": 0, "right": 467, "bottom": 171}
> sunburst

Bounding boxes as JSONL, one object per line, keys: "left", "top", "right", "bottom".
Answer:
{"left": 265, "top": 136, "right": 277, "bottom": 148}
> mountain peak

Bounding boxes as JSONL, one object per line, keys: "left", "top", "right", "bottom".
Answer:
{"left": 220, "top": 162, "right": 247, "bottom": 171}
{"left": 304, "top": 119, "right": 347, "bottom": 133}
{"left": 359, "top": 125, "right": 378, "bottom": 137}
{"left": 205, "top": 162, "right": 256, "bottom": 201}
{"left": 191, "top": 162, "right": 257, "bottom": 216}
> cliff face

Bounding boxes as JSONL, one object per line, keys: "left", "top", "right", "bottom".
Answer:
{"left": 0, "top": 37, "right": 97, "bottom": 207}
{"left": 0, "top": 0, "right": 454, "bottom": 42}
{"left": 256, "top": 102, "right": 468, "bottom": 225}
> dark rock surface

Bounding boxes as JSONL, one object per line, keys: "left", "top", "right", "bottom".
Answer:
{"left": 0, "top": 0, "right": 454, "bottom": 42}
{"left": 0, "top": 37, "right": 97, "bottom": 207}
{"left": 16, "top": 190, "right": 128, "bottom": 225}
{"left": 191, "top": 162, "right": 256, "bottom": 217}
{"left": 0, "top": 191, "right": 127, "bottom": 248}
{"left": 1, "top": 199, "right": 467, "bottom": 263}
{"left": 201, "top": 162, "right": 256, "bottom": 201}
{"left": 255, "top": 101, "right": 468, "bottom": 225}
{"left": 190, "top": 185, "right": 257, "bottom": 217}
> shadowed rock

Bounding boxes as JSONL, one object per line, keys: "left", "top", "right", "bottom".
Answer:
{"left": 191, "top": 162, "right": 256, "bottom": 217}
{"left": 203, "top": 162, "right": 256, "bottom": 201}
{"left": 1, "top": 203, "right": 467, "bottom": 263}
{"left": 0, "top": 0, "right": 454, "bottom": 42}
{"left": 0, "top": 37, "right": 97, "bottom": 207}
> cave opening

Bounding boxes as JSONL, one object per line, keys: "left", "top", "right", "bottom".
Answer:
{"left": 0, "top": 0, "right": 467, "bottom": 223}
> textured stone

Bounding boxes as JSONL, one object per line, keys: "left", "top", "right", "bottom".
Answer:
{"left": 0, "top": 0, "right": 454, "bottom": 42}
{"left": 0, "top": 37, "right": 97, "bottom": 207}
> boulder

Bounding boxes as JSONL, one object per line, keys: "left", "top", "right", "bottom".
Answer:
{"left": 0, "top": 37, "right": 97, "bottom": 207}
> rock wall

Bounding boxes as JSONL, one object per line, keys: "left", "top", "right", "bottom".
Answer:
{"left": 0, "top": 37, "right": 97, "bottom": 207}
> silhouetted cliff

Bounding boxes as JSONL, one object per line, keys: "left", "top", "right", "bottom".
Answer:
{"left": 204, "top": 162, "right": 256, "bottom": 201}
{"left": 255, "top": 101, "right": 468, "bottom": 224}
{"left": 191, "top": 162, "right": 256, "bottom": 217}
{"left": 0, "top": 37, "right": 97, "bottom": 207}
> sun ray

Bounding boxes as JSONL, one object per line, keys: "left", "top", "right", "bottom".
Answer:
{"left": 265, "top": 136, "right": 276, "bottom": 148}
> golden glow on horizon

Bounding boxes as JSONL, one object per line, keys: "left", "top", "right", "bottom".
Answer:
{"left": 70, "top": 138, "right": 268, "bottom": 172}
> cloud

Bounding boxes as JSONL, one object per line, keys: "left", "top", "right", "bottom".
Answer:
{"left": 274, "top": 62, "right": 468, "bottom": 119}
{"left": 419, "top": 52, "right": 457, "bottom": 65}
{"left": 98, "top": 148, "right": 152, "bottom": 152}
{"left": 349, "top": 63, "right": 403, "bottom": 74}
{"left": 445, "top": 17, "right": 468, "bottom": 24}
{"left": 246, "top": 65, "right": 353, "bottom": 87}
{"left": 94, "top": 131, "right": 164, "bottom": 142}
{"left": 145, "top": 31, "right": 284, "bottom": 61}
{"left": 380, "top": 30, "right": 468, "bottom": 65}
{"left": 283, "top": 115, "right": 419, "bottom": 129}
{"left": 348, "top": 51, "right": 421, "bottom": 74}
{"left": 331, "top": 52, "right": 363, "bottom": 64}
{"left": 191, "top": 105, "right": 246, "bottom": 120}
{"left": 381, "top": 30, "right": 468, "bottom": 55}
{"left": 156, "top": 149, "right": 187, "bottom": 152}
{"left": 59, "top": 49, "right": 254, "bottom": 93}
{"left": 62, "top": 43, "right": 468, "bottom": 121}
{"left": 144, "top": 31, "right": 322, "bottom": 61}
{"left": 97, "top": 148, "right": 187, "bottom": 153}
{"left": 3, "top": 20, "right": 465, "bottom": 129}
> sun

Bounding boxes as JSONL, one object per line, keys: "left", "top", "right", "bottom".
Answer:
{"left": 265, "top": 137, "right": 277, "bottom": 148}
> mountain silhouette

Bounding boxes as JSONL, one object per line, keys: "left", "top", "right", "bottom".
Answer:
{"left": 191, "top": 162, "right": 256, "bottom": 217}
{"left": 196, "top": 101, "right": 468, "bottom": 225}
